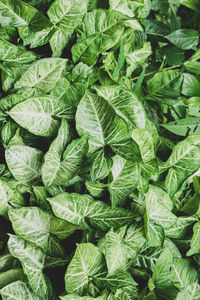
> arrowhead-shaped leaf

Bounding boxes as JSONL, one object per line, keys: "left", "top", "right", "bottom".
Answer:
{"left": 0, "top": 281, "right": 41, "bottom": 300}
{"left": 0, "top": 179, "right": 24, "bottom": 217}
{"left": 48, "top": 0, "right": 88, "bottom": 56}
{"left": 166, "top": 29, "right": 199, "bottom": 50}
{"left": 164, "top": 135, "right": 200, "bottom": 198}
{"left": 47, "top": 192, "right": 134, "bottom": 231}
{"left": 8, "top": 207, "right": 77, "bottom": 256}
{"left": 0, "top": 0, "right": 38, "bottom": 27}
{"left": 72, "top": 10, "right": 124, "bottom": 65}
{"left": 8, "top": 235, "right": 53, "bottom": 298}
{"left": 94, "top": 85, "right": 146, "bottom": 129}
{"left": 76, "top": 91, "right": 140, "bottom": 161}
{"left": 5, "top": 145, "right": 43, "bottom": 183}
{"left": 14, "top": 58, "right": 67, "bottom": 94}
{"left": 0, "top": 38, "right": 38, "bottom": 65}
{"left": 65, "top": 243, "right": 104, "bottom": 295}
{"left": 9, "top": 96, "right": 71, "bottom": 136}
{"left": 108, "top": 155, "right": 141, "bottom": 207}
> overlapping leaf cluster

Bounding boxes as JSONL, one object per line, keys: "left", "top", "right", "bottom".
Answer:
{"left": 0, "top": 0, "right": 200, "bottom": 299}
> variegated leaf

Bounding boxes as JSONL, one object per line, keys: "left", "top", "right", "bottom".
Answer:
{"left": 94, "top": 85, "right": 146, "bottom": 129}
{"left": 8, "top": 235, "right": 53, "bottom": 299}
{"left": 14, "top": 58, "right": 67, "bottom": 94}
{"left": 5, "top": 145, "right": 43, "bottom": 183}
{"left": 0, "top": 179, "right": 24, "bottom": 216}
{"left": 0, "top": 281, "right": 41, "bottom": 300}
{"left": 65, "top": 243, "right": 104, "bottom": 295}
{"left": 9, "top": 96, "right": 71, "bottom": 136}
{"left": 47, "top": 192, "right": 134, "bottom": 231}
{"left": 8, "top": 207, "right": 78, "bottom": 256}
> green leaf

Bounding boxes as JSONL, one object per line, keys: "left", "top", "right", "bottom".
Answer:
{"left": 50, "top": 78, "right": 75, "bottom": 118}
{"left": 90, "top": 149, "right": 112, "bottom": 181}
{"left": 5, "top": 145, "right": 43, "bottom": 183}
{"left": 85, "top": 180, "right": 106, "bottom": 198}
{"left": 0, "top": 0, "right": 39, "bottom": 27}
{"left": 175, "top": 282, "right": 200, "bottom": 300}
{"left": 145, "top": 19, "right": 171, "bottom": 38}
{"left": 1, "top": 120, "right": 18, "bottom": 146}
{"left": 164, "top": 135, "right": 200, "bottom": 198}
{"left": 41, "top": 118, "right": 69, "bottom": 186}
{"left": 89, "top": 201, "right": 134, "bottom": 231}
{"left": 145, "top": 185, "right": 176, "bottom": 246}
{"left": 32, "top": 185, "right": 51, "bottom": 212}
{"left": 47, "top": 0, "right": 88, "bottom": 56}
{"left": 0, "top": 0, "right": 53, "bottom": 48}
{"left": 72, "top": 34, "right": 101, "bottom": 66}
{"left": 60, "top": 294, "right": 108, "bottom": 300}
{"left": 109, "top": 0, "right": 134, "bottom": 17}
{"left": 180, "top": 0, "right": 200, "bottom": 11}
{"left": 0, "top": 269, "right": 26, "bottom": 290}
{"left": 0, "top": 280, "right": 41, "bottom": 300}
{"left": 105, "top": 223, "right": 146, "bottom": 275}
{"left": 72, "top": 10, "right": 124, "bottom": 65}
{"left": 94, "top": 85, "right": 146, "bottom": 129}
{"left": 152, "top": 248, "right": 178, "bottom": 300}
{"left": 42, "top": 120, "right": 88, "bottom": 187}
{"left": 8, "top": 207, "right": 77, "bottom": 256}
{"left": 62, "top": 137, "right": 88, "bottom": 177}
{"left": 187, "top": 222, "right": 200, "bottom": 256}
{"left": 115, "top": 285, "right": 139, "bottom": 300}
{"left": 126, "top": 42, "right": 152, "bottom": 77}
{"left": 76, "top": 91, "right": 140, "bottom": 161}
{"left": 108, "top": 155, "right": 141, "bottom": 207}
{"left": 105, "top": 229, "right": 131, "bottom": 275}
{"left": 1, "top": 63, "right": 31, "bottom": 92}
{"left": 0, "top": 179, "right": 24, "bottom": 217}
{"left": 18, "top": 17, "right": 53, "bottom": 48}
{"left": 47, "top": 192, "right": 134, "bottom": 231}
{"left": 65, "top": 243, "right": 104, "bottom": 295}
{"left": 94, "top": 270, "right": 137, "bottom": 291}
{"left": 14, "top": 58, "right": 67, "bottom": 94}
{"left": 182, "top": 73, "right": 200, "bottom": 97}
{"left": 0, "top": 253, "right": 18, "bottom": 272}
{"left": 49, "top": 29, "right": 69, "bottom": 57}
{"left": 162, "top": 117, "right": 200, "bottom": 136}
{"left": 132, "top": 128, "right": 156, "bottom": 162}
{"left": 171, "top": 258, "right": 198, "bottom": 289}
{"left": 9, "top": 96, "right": 71, "bottom": 136}
{"left": 8, "top": 234, "right": 53, "bottom": 298}
{"left": 0, "top": 38, "right": 38, "bottom": 65}
{"left": 165, "top": 216, "right": 196, "bottom": 239}
{"left": 147, "top": 70, "right": 183, "bottom": 103}
{"left": 134, "top": 245, "right": 163, "bottom": 271}
{"left": 0, "top": 26, "right": 17, "bottom": 42}
{"left": 76, "top": 91, "right": 124, "bottom": 146}
{"left": 51, "top": 63, "right": 92, "bottom": 117}
{"left": 48, "top": 0, "right": 88, "bottom": 34}
{"left": 139, "top": 0, "right": 151, "bottom": 18}
{"left": 184, "top": 61, "right": 200, "bottom": 75}
{"left": 166, "top": 29, "right": 199, "bottom": 50}
{"left": 160, "top": 45, "right": 185, "bottom": 66}
{"left": 190, "top": 48, "right": 200, "bottom": 61}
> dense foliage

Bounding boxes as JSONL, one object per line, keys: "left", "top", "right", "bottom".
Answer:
{"left": 0, "top": 0, "right": 200, "bottom": 299}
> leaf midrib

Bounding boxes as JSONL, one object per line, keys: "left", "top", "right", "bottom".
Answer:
{"left": 88, "top": 93, "right": 105, "bottom": 145}
{"left": 149, "top": 72, "right": 180, "bottom": 96}
{"left": 0, "top": 1, "right": 28, "bottom": 26}
{"left": 7, "top": 148, "right": 40, "bottom": 176}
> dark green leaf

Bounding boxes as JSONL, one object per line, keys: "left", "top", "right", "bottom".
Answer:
{"left": 166, "top": 29, "right": 199, "bottom": 50}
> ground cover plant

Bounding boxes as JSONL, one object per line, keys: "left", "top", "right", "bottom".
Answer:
{"left": 0, "top": 0, "right": 200, "bottom": 299}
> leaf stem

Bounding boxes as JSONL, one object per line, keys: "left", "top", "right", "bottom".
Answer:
{"left": 130, "top": 64, "right": 183, "bottom": 81}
